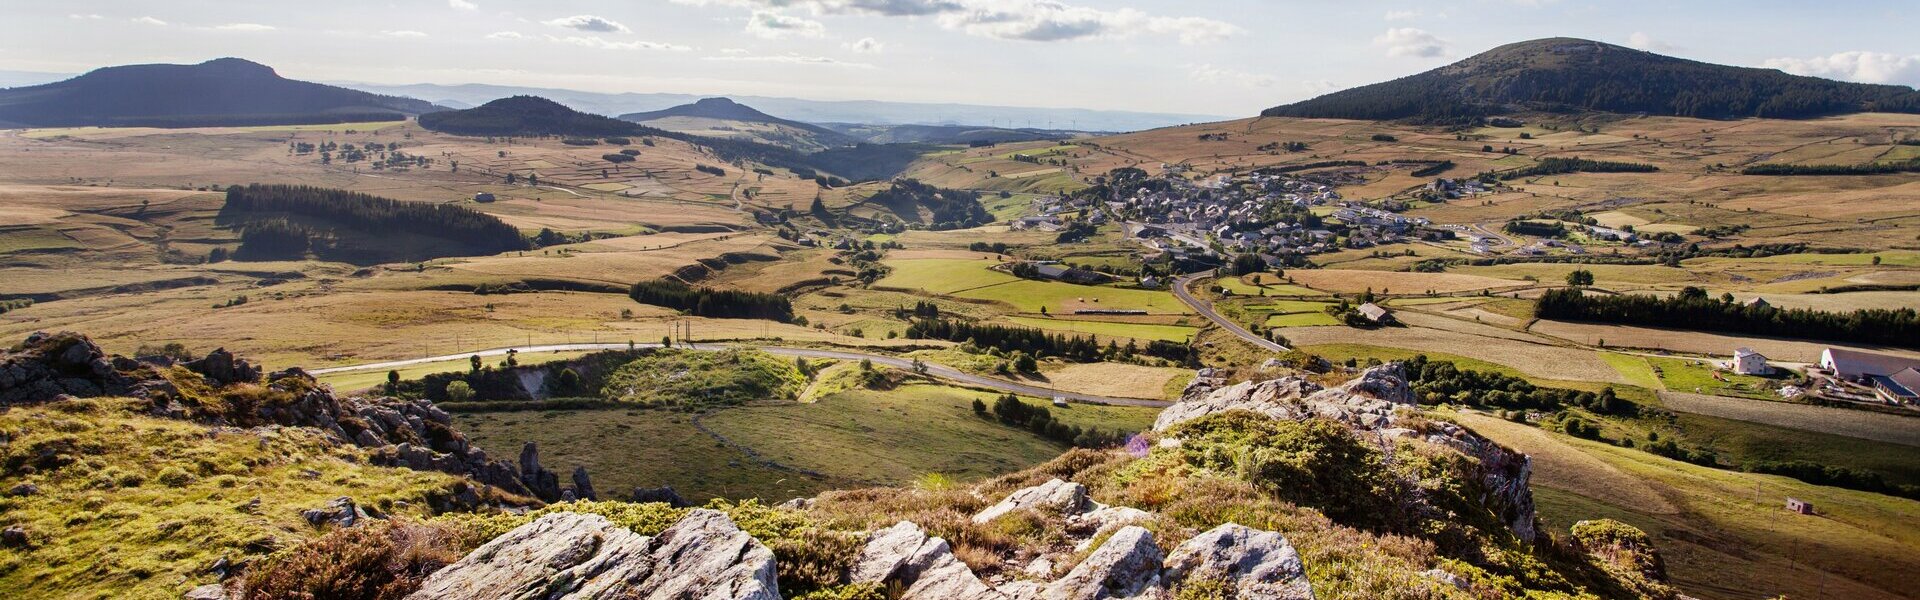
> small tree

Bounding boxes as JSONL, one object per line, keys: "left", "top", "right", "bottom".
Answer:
{"left": 445, "top": 381, "right": 474, "bottom": 402}
{"left": 1565, "top": 269, "right": 1595, "bottom": 287}
{"left": 469, "top": 355, "right": 482, "bottom": 373}
{"left": 385, "top": 370, "right": 400, "bottom": 395}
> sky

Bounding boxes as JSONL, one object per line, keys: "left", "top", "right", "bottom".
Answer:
{"left": 1, "top": 0, "right": 1916, "bottom": 116}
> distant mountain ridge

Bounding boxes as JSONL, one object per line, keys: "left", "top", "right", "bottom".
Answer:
{"left": 619, "top": 97, "right": 858, "bottom": 151}
{"left": 0, "top": 58, "right": 441, "bottom": 128}
{"left": 1265, "top": 37, "right": 1920, "bottom": 123}
{"left": 416, "top": 95, "right": 929, "bottom": 182}
{"left": 338, "top": 82, "right": 1221, "bottom": 132}
{"left": 417, "top": 95, "right": 652, "bottom": 138}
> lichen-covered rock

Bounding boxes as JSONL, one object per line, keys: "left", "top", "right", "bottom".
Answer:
{"left": 408, "top": 510, "right": 779, "bottom": 600}
{"left": 634, "top": 486, "right": 692, "bottom": 507}
{"left": 518, "top": 442, "right": 562, "bottom": 502}
{"left": 1041, "top": 525, "right": 1164, "bottom": 600}
{"left": 852, "top": 521, "right": 1005, "bottom": 600}
{"left": 299, "top": 496, "right": 372, "bottom": 529}
{"left": 1163, "top": 523, "right": 1312, "bottom": 600}
{"left": 974, "top": 478, "right": 1091, "bottom": 523}
{"left": 571, "top": 466, "right": 597, "bottom": 501}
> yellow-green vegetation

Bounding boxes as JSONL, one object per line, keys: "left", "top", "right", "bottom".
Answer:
{"left": 1643, "top": 356, "right": 1777, "bottom": 400}
{"left": 877, "top": 258, "right": 1189, "bottom": 314}
{"left": 317, "top": 351, "right": 590, "bottom": 393}
{"left": 874, "top": 258, "right": 1019, "bottom": 294}
{"left": 0, "top": 398, "right": 473, "bottom": 599}
{"left": 1265, "top": 312, "right": 1343, "bottom": 327}
{"left": 600, "top": 348, "right": 805, "bottom": 407}
{"left": 1460, "top": 412, "right": 1920, "bottom": 600}
{"left": 454, "top": 407, "right": 823, "bottom": 502}
{"left": 1007, "top": 316, "right": 1199, "bottom": 342}
{"left": 1215, "top": 276, "right": 1320, "bottom": 297}
{"left": 1598, "top": 353, "right": 1663, "bottom": 389}
{"left": 703, "top": 384, "right": 1158, "bottom": 486}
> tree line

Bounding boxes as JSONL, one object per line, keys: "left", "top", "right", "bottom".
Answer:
{"left": 222, "top": 184, "right": 531, "bottom": 261}
{"left": 628, "top": 279, "right": 794, "bottom": 322}
{"left": 904, "top": 318, "right": 1196, "bottom": 365}
{"left": 1740, "top": 161, "right": 1920, "bottom": 176}
{"left": 1402, "top": 354, "right": 1637, "bottom": 415}
{"left": 974, "top": 393, "right": 1133, "bottom": 448}
{"left": 1535, "top": 286, "right": 1920, "bottom": 349}
{"left": 865, "top": 179, "right": 992, "bottom": 230}
{"left": 1494, "top": 157, "right": 1658, "bottom": 180}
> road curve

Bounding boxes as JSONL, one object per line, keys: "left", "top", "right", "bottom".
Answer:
{"left": 1172, "top": 274, "right": 1291, "bottom": 353}
{"left": 309, "top": 342, "right": 1173, "bottom": 408}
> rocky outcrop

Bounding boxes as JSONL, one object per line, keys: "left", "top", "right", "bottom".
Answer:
{"left": 1155, "top": 364, "right": 1538, "bottom": 542}
{"left": 974, "top": 478, "right": 1092, "bottom": 523}
{"left": 0, "top": 332, "right": 562, "bottom": 502}
{"left": 300, "top": 496, "right": 375, "bottom": 529}
{"left": 408, "top": 510, "right": 779, "bottom": 600}
{"left": 571, "top": 467, "right": 597, "bottom": 501}
{"left": 1041, "top": 526, "right": 1164, "bottom": 600}
{"left": 0, "top": 331, "right": 133, "bottom": 403}
{"left": 852, "top": 521, "right": 1006, "bottom": 600}
{"left": 519, "top": 442, "right": 563, "bottom": 502}
{"left": 1164, "top": 524, "right": 1313, "bottom": 599}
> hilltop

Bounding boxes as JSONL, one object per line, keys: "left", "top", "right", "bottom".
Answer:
{"left": 417, "top": 95, "right": 656, "bottom": 138}
{"left": 621, "top": 98, "right": 858, "bottom": 152}
{"left": 1265, "top": 37, "right": 1920, "bottom": 123}
{"left": 0, "top": 58, "right": 439, "bottom": 128}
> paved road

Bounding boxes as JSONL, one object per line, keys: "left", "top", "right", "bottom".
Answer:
{"left": 1172, "top": 274, "right": 1291, "bottom": 353}
{"left": 309, "top": 342, "right": 1173, "bottom": 407}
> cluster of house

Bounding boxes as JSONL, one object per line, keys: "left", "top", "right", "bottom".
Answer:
{"left": 1010, "top": 196, "right": 1107, "bottom": 231}
{"left": 1424, "top": 178, "right": 1491, "bottom": 199}
{"left": 1105, "top": 172, "right": 1438, "bottom": 268}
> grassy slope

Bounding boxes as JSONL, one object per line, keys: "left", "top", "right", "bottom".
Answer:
{"left": 1454, "top": 411, "right": 1920, "bottom": 600}
{"left": 1006, "top": 316, "right": 1198, "bottom": 342}
{"left": 0, "top": 398, "right": 469, "bottom": 600}
{"left": 454, "top": 383, "right": 1160, "bottom": 503}
{"left": 703, "top": 384, "right": 1158, "bottom": 485}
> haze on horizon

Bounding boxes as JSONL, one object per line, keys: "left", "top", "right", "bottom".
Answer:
{"left": 2, "top": 0, "right": 1917, "bottom": 117}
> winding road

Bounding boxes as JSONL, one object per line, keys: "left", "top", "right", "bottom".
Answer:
{"left": 309, "top": 342, "right": 1173, "bottom": 407}
{"left": 1172, "top": 274, "right": 1291, "bottom": 353}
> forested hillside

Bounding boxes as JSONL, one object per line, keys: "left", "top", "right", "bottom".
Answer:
{"left": 220, "top": 184, "right": 530, "bottom": 263}
{"left": 1264, "top": 38, "right": 1920, "bottom": 123}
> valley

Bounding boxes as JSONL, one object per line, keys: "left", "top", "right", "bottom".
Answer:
{"left": 2, "top": 33, "right": 1918, "bottom": 600}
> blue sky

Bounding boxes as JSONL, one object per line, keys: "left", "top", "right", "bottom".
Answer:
{"left": 2, "top": 0, "right": 1915, "bottom": 115}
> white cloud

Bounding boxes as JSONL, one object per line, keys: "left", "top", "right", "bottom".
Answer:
{"left": 671, "top": 0, "right": 1237, "bottom": 44}
{"left": 550, "top": 35, "right": 690, "bottom": 52}
{"left": 486, "top": 31, "right": 526, "bottom": 40}
{"left": 132, "top": 16, "right": 168, "bottom": 26}
{"left": 1383, "top": 10, "right": 1418, "bottom": 21}
{"left": 704, "top": 53, "right": 874, "bottom": 68}
{"left": 1187, "top": 64, "right": 1274, "bottom": 88}
{"left": 845, "top": 37, "right": 884, "bottom": 53}
{"left": 544, "top": 15, "right": 630, "bottom": 34}
{"left": 745, "top": 10, "right": 826, "bottom": 39}
{"left": 1302, "top": 79, "right": 1339, "bottom": 95}
{"left": 1373, "top": 27, "right": 1446, "bottom": 58}
{"left": 382, "top": 30, "right": 429, "bottom": 38}
{"left": 449, "top": 0, "right": 479, "bottom": 10}
{"left": 69, "top": 14, "right": 103, "bottom": 20}
{"left": 1763, "top": 51, "right": 1920, "bottom": 86}
{"left": 720, "top": 47, "right": 752, "bottom": 54}
{"left": 1625, "top": 32, "right": 1678, "bottom": 53}
{"left": 214, "top": 23, "right": 276, "bottom": 32}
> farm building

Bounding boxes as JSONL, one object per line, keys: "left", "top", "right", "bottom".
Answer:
{"left": 1744, "top": 297, "right": 1771, "bottom": 310}
{"left": 1786, "top": 498, "right": 1814, "bottom": 515}
{"left": 1357, "top": 303, "right": 1393, "bottom": 324}
{"left": 1870, "top": 368, "right": 1920, "bottom": 404}
{"left": 1818, "top": 348, "right": 1920, "bottom": 381}
{"left": 472, "top": 192, "right": 496, "bottom": 202}
{"left": 1138, "top": 275, "right": 1162, "bottom": 289}
{"left": 1726, "top": 348, "right": 1773, "bottom": 376}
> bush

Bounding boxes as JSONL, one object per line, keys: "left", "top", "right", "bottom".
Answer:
{"left": 244, "top": 520, "right": 462, "bottom": 600}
